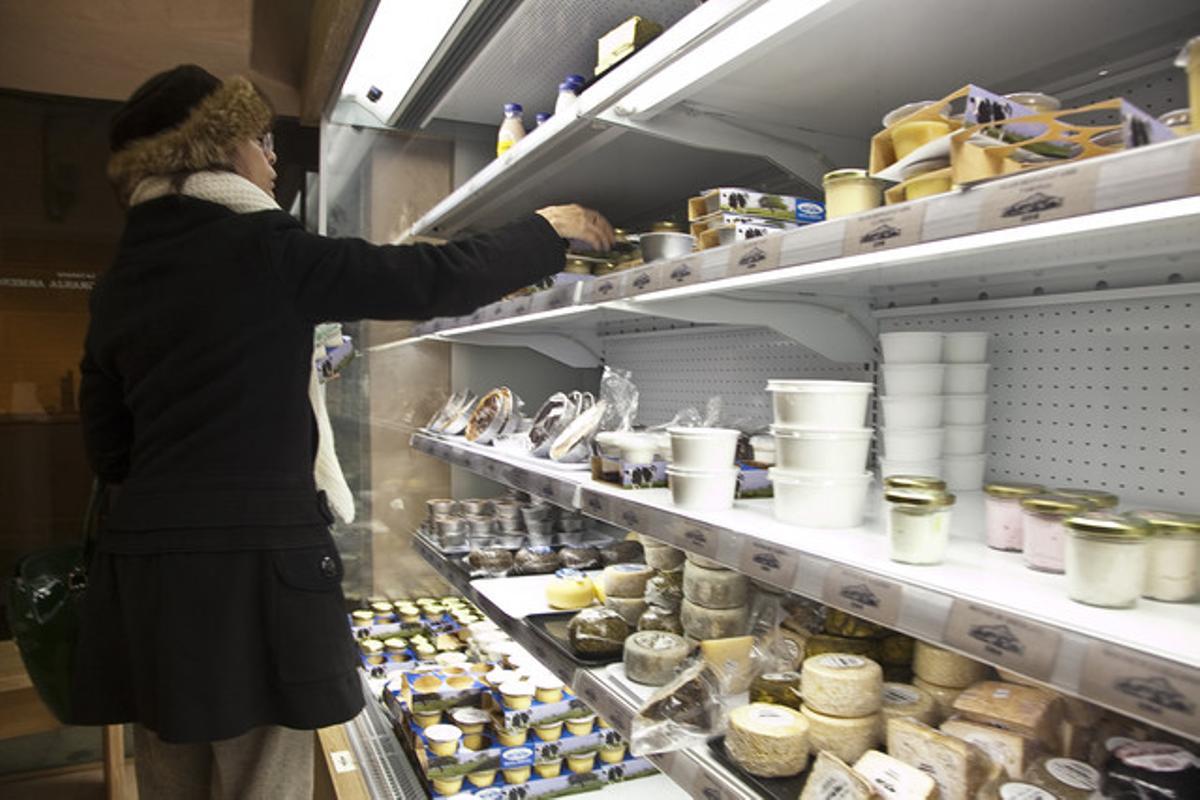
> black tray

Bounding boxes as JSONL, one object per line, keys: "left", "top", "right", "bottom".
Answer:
{"left": 523, "top": 611, "right": 624, "bottom": 668}
{"left": 707, "top": 735, "right": 810, "bottom": 800}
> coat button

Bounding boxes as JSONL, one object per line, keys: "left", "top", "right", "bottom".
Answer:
{"left": 319, "top": 556, "right": 337, "bottom": 577}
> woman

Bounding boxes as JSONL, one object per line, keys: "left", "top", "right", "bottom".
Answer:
{"left": 75, "top": 64, "right": 613, "bottom": 799}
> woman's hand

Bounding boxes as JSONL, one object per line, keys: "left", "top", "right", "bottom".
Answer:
{"left": 536, "top": 205, "right": 616, "bottom": 252}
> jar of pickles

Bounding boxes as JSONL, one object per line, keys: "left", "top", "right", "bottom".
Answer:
{"left": 1128, "top": 510, "right": 1200, "bottom": 602}
{"left": 1065, "top": 512, "right": 1150, "bottom": 608}
{"left": 983, "top": 482, "right": 1045, "bottom": 551}
{"left": 1020, "top": 494, "right": 1090, "bottom": 573}
{"left": 885, "top": 488, "right": 956, "bottom": 565}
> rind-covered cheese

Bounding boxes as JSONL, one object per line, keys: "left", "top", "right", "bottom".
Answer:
{"left": 912, "top": 676, "right": 963, "bottom": 724}
{"left": 799, "top": 751, "right": 875, "bottom": 800}
{"left": 545, "top": 569, "right": 596, "bottom": 610}
{"left": 777, "top": 628, "right": 809, "bottom": 670}
{"left": 952, "top": 682, "right": 1063, "bottom": 750}
{"left": 881, "top": 682, "right": 937, "bottom": 726}
{"left": 801, "top": 705, "right": 880, "bottom": 765}
{"left": 853, "top": 750, "right": 937, "bottom": 798}
{"left": 685, "top": 552, "right": 725, "bottom": 570}
{"left": 725, "top": 703, "right": 811, "bottom": 778}
{"left": 680, "top": 598, "right": 749, "bottom": 640}
{"left": 623, "top": 630, "right": 690, "bottom": 686}
{"left": 682, "top": 562, "right": 749, "bottom": 609}
{"left": 643, "top": 542, "right": 685, "bottom": 571}
{"left": 886, "top": 716, "right": 993, "bottom": 800}
{"left": 1024, "top": 756, "right": 1100, "bottom": 800}
{"left": 801, "top": 654, "right": 883, "bottom": 717}
{"left": 940, "top": 717, "right": 1039, "bottom": 779}
{"left": 824, "top": 609, "right": 887, "bottom": 638}
{"left": 805, "top": 634, "right": 882, "bottom": 661}
{"left": 603, "top": 563, "right": 653, "bottom": 598}
{"left": 913, "top": 642, "right": 988, "bottom": 689}
{"left": 644, "top": 570, "right": 683, "bottom": 611}
{"left": 880, "top": 634, "right": 915, "bottom": 667}
{"left": 700, "top": 636, "right": 755, "bottom": 694}
{"left": 605, "top": 595, "right": 648, "bottom": 627}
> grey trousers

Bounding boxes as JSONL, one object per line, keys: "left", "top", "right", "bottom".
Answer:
{"left": 134, "top": 724, "right": 314, "bottom": 800}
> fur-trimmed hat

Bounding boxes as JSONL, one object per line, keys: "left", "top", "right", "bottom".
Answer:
{"left": 108, "top": 65, "right": 273, "bottom": 206}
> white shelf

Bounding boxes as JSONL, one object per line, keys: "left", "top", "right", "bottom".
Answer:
{"left": 411, "top": 430, "right": 1200, "bottom": 742}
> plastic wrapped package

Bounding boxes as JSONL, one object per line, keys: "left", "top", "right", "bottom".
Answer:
{"left": 644, "top": 570, "right": 684, "bottom": 611}
{"left": 597, "top": 366, "right": 639, "bottom": 434}
{"left": 630, "top": 661, "right": 728, "bottom": 756}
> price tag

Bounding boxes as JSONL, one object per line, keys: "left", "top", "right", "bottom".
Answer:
{"left": 501, "top": 466, "right": 522, "bottom": 486}
{"left": 622, "top": 265, "right": 663, "bottom": 297}
{"left": 843, "top": 204, "right": 926, "bottom": 256}
{"left": 738, "top": 537, "right": 799, "bottom": 588}
{"left": 676, "top": 521, "right": 721, "bottom": 560}
{"left": 580, "top": 490, "right": 609, "bottom": 519}
{"left": 662, "top": 257, "right": 701, "bottom": 287}
{"left": 943, "top": 601, "right": 1061, "bottom": 681}
{"left": 980, "top": 164, "right": 1098, "bottom": 230}
{"left": 590, "top": 277, "right": 620, "bottom": 303}
{"left": 511, "top": 300, "right": 530, "bottom": 316}
{"left": 329, "top": 750, "right": 357, "bottom": 774}
{"left": 726, "top": 234, "right": 782, "bottom": 276}
{"left": 821, "top": 566, "right": 903, "bottom": 627}
{"left": 1080, "top": 643, "right": 1200, "bottom": 737}
{"left": 692, "top": 772, "right": 731, "bottom": 800}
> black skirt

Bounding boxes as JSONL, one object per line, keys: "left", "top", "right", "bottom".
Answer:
{"left": 71, "top": 524, "right": 363, "bottom": 743}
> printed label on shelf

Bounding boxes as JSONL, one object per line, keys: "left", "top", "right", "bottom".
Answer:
{"left": 590, "top": 277, "right": 621, "bottom": 303}
{"left": 821, "top": 565, "right": 903, "bottom": 626}
{"left": 944, "top": 601, "right": 1061, "bottom": 681}
{"left": 1080, "top": 643, "right": 1200, "bottom": 737}
{"left": 1191, "top": 138, "right": 1200, "bottom": 194}
{"left": 329, "top": 750, "right": 357, "bottom": 773}
{"left": 500, "top": 465, "right": 522, "bottom": 486}
{"left": 662, "top": 257, "right": 702, "bottom": 287}
{"left": 622, "top": 265, "right": 664, "bottom": 297}
{"left": 692, "top": 770, "right": 733, "bottom": 800}
{"left": 725, "top": 234, "right": 783, "bottom": 276}
{"left": 674, "top": 520, "right": 722, "bottom": 559}
{"left": 738, "top": 537, "right": 799, "bottom": 588}
{"left": 843, "top": 204, "right": 926, "bottom": 255}
{"left": 581, "top": 490, "right": 609, "bottom": 518}
{"left": 980, "top": 164, "right": 1098, "bottom": 230}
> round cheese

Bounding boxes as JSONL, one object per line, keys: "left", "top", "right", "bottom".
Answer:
{"left": 545, "top": 569, "right": 596, "bottom": 610}
{"left": 643, "top": 543, "right": 685, "bottom": 571}
{"left": 623, "top": 630, "right": 690, "bottom": 686}
{"left": 881, "top": 682, "right": 937, "bottom": 726}
{"left": 680, "top": 598, "right": 749, "bottom": 640}
{"left": 603, "top": 563, "right": 653, "bottom": 598}
{"left": 685, "top": 552, "right": 726, "bottom": 570}
{"left": 801, "top": 654, "right": 883, "bottom": 717}
{"left": 682, "top": 562, "right": 749, "bottom": 609}
{"left": 912, "top": 676, "right": 962, "bottom": 724}
{"left": 804, "top": 633, "right": 881, "bottom": 661}
{"left": 725, "top": 703, "right": 811, "bottom": 778}
{"left": 824, "top": 609, "right": 886, "bottom": 638}
{"left": 880, "top": 634, "right": 915, "bottom": 666}
{"left": 800, "top": 704, "right": 880, "bottom": 765}
{"left": 605, "top": 595, "right": 648, "bottom": 627}
{"left": 913, "top": 641, "right": 988, "bottom": 689}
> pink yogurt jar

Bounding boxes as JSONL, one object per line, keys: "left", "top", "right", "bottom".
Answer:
{"left": 1020, "top": 494, "right": 1091, "bottom": 572}
{"left": 983, "top": 482, "right": 1045, "bottom": 551}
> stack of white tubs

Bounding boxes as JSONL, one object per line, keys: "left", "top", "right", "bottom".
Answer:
{"left": 878, "top": 332, "right": 990, "bottom": 490}
{"left": 765, "top": 380, "right": 875, "bottom": 528}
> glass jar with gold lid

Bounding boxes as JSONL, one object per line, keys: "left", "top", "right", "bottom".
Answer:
{"left": 983, "top": 481, "right": 1045, "bottom": 551}
{"left": 885, "top": 488, "right": 956, "bottom": 565}
{"left": 1020, "top": 494, "right": 1090, "bottom": 573}
{"left": 823, "top": 169, "right": 883, "bottom": 218}
{"left": 1065, "top": 512, "right": 1150, "bottom": 608}
{"left": 1128, "top": 510, "right": 1200, "bottom": 602}
{"left": 1052, "top": 487, "right": 1119, "bottom": 510}
{"left": 883, "top": 474, "right": 946, "bottom": 491}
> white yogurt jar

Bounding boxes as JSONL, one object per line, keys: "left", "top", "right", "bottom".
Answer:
{"left": 885, "top": 488, "right": 957, "bottom": 565}
{"left": 1065, "top": 512, "right": 1150, "bottom": 608}
{"left": 1128, "top": 510, "right": 1200, "bottom": 602}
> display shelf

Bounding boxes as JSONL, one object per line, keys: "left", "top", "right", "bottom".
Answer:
{"left": 411, "top": 431, "right": 1200, "bottom": 742}
{"left": 346, "top": 672, "right": 428, "bottom": 799}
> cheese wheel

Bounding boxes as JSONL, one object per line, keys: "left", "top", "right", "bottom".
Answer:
{"left": 725, "top": 703, "right": 811, "bottom": 778}
{"left": 545, "top": 569, "right": 596, "bottom": 610}
{"left": 852, "top": 749, "right": 938, "bottom": 798}
{"left": 700, "top": 636, "right": 755, "bottom": 693}
{"left": 912, "top": 677, "right": 962, "bottom": 724}
{"left": 801, "top": 654, "right": 883, "bottom": 717}
{"left": 605, "top": 596, "right": 648, "bottom": 627}
{"left": 603, "top": 563, "right": 653, "bottom": 598}
{"left": 799, "top": 751, "right": 875, "bottom": 800}
{"left": 800, "top": 705, "right": 880, "bottom": 765}
{"left": 623, "top": 631, "right": 690, "bottom": 686}
{"left": 682, "top": 562, "right": 749, "bottom": 609}
{"left": 951, "top": 682, "right": 1063, "bottom": 750}
{"left": 886, "top": 716, "right": 994, "bottom": 800}
{"left": 880, "top": 634, "right": 915, "bottom": 666}
{"left": 680, "top": 598, "right": 749, "bottom": 640}
{"left": 881, "top": 682, "right": 937, "bottom": 726}
{"left": 913, "top": 641, "right": 988, "bottom": 689}
{"left": 643, "top": 543, "right": 685, "bottom": 571}
{"left": 685, "top": 552, "right": 725, "bottom": 570}
{"left": 824, "top": 610, "right": 886, "bottom": 638}
{"left": 804, "top": 634, "right": 881, "bottom": 661}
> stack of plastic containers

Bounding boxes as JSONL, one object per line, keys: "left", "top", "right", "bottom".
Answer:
{"left": 765, "top": 379, "right": 874, "bottom": 528}
{"left": 877, "top": 331, "right": 990, "bottom": 490}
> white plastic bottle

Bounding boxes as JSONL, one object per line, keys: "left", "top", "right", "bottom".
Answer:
{"left": 554, "top": 82, "right": 578, "bottom": 116}
{"left": 497, "top": 103, "right": 526, "bottom": 156}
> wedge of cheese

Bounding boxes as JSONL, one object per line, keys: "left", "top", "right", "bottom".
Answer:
{"left": 886, "top": 716, "right": 993, "bottom": 800}
{"left": 799, "top": 751, "right": 876, "bottom": 800}
{"left": 853, "top": 750, "right": 937, "bottom": 798}
{"left": 952, "top": 682, "right": 1063, "bottom": 751}
{"left": 940, "top": 717, "right": 1039, "bottom": 779}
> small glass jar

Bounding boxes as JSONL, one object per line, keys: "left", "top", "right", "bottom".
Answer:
{"left": 823, "top": 169, "right": 883, "bottom": 218}
{"left": 983, "top": 481, "right": 1045, "bottom": 551}
{"left": 1053, "top": 487, "right": 1119, "bottom": 510}
{"left": 883, "top": 474, "right": 946, "bottom": 491}
{"left": 885, "top": 488, "right": 957, "bottom": 565}
{"left": 1128, "top": 510, "right": 1200, "bottom": 602}
{"left": 1020, "top": 495, "right": 1090, "bottom": 573}
{"left": 1065, "top": 512, "right": 1150, "bottom": 608}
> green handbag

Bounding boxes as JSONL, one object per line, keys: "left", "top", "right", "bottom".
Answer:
{"left": 5, "top": 480, "right": 105, "bottom": 723}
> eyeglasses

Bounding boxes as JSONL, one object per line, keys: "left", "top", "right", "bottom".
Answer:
{"left": 258, "top": 132, "right": 275, "bottom": 157}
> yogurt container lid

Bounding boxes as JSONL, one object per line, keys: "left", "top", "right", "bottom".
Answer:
{"left": 666, "top": 426, "right": 740, "bottom": 439}
{"left": 451, "top": 707, "right": 491, "bottom": 725}
{"left": 766, "top": 379, "right": 873, "bottom": 393}
{"left": 501, "top": 747, "right": 535, "bottom": 767}
{"left": 499, "top": 680, "right": 535, "bottom": 697}
{"left": 424, "top": 724, "right": 463, "bottom": 743}
{"left": 770, "top": 425, "right": 872, "bottom": 439}
{"left": 533, "top": 674, "right": 565, "bottom": 691}
{"left": 769, "top": 468, "right": 872, "bottom": 486}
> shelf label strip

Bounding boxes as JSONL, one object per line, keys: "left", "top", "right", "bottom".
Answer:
{"left": 979, "top": 163, "right": 1099, "bottom": 231}
{"left": 725, "top": 234, "right": 783, "bottom": 277}
{"left": 943, "top": 600, "right": 1061, "bottom": 682}
{"left": 1079, "top": 643, "right": 1200, "bottom": 738}
{"left": 738, "top": 536, "right": 799, "bottom": 589}
{"left": 843, "top": 203, "right": 926, "bottom": 256}
{"left": 821, "top": 565, "right": 904, "bottom": 627}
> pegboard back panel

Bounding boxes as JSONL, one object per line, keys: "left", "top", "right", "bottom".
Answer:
{"left": 601, "top": 326, "right": 874, "bottom": 430}
{"left": 880, "top": 292, "right": 1198, "bottom": 509}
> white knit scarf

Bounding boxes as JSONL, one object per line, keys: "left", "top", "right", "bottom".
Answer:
{"left": 130, "top": 172, "right": 356, "bottom": 523}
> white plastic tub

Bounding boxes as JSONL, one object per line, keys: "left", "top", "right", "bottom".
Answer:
{"left": 879, "top": 427, "right": 944, "bottom": 461}
{"left": 880, "top": 364, "right": 945, "bottom": 396}
{"left": 668, "top": 427, "right": 740, "bottom": 470}
{"left": 618, "top": 433, "right": 659, "bottom": 463}
{"left": 943, "top": 424, "right": 987, "bottom": 455}
{"left": 766, "top": 380, "right": 873, "bottom": 428}
{"left": 667, "top": 466, "right": 738, "bottom": 511}
{"left": 878, "top": 457, "right": 943, "bottom": 480}
{"left": 879, "top": 331, "right": 944, "bottom": 364}
{"left": 943, "top": 394, "right": 988, "bottom": 425}
{"left": 771, "top": 426, "right": 872, "bottom": 473}
{"left": 944, "top": 453, "right": 987, "bottom": 490}
{"left": 878, "top": 394, "right": 943, "bottom": 429}
{"left": 942, "top": 332, "right": 990, "bottom": 363}
{"left": 943, "top": 364, "right": 990, "bottom": 395}
{"left": 769, "top": 469, "right": 872, "bottom": 528}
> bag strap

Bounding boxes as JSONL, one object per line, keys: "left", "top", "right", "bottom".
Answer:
{"left": 80, "top": 479, "right": 107, "bottom": 563}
